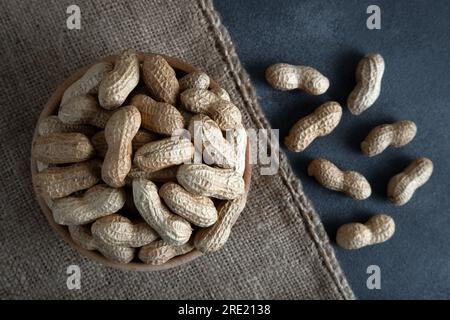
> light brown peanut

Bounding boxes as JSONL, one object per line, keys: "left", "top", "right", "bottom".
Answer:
{"left": 177, "top": 164, "right": 245, "bottom": 200}
{"left": 102, "top": 105, "right": 141, "bottom": 188}
{"left": 38, "top": 115, "right": 96, "bottom": 137}
{"left": 284, "top": 101, "right": 342, "bottom": 152}
{"left": 180, "top": 89, "right": 242, "bottom": 130}
{"left": 142, "top": 54, "right": 179, "bottom": 105}
{"left": 91, "top": 214, "right": 159, "bottom": 247}
{"left": 179, "top": 71, "right": 210, "bottom": 91}
{"left": 387, "top": 157, "right": 433, "bottom": 206}
{"left": 58, "top": 95, "right": 113, "bottom": 128}
{"left": 265, "top": 63, "right": 329, "bottom": 95}
{"left": 138, "top": 240, "right": 193, "bottom": 265}
{"left": 91, "top": 129, "right": 157, "bottom": 158}
{"left": 336, "top": 214, "right": 395, "bottom": 250}
{"left": 159, "top": 182, "right": 217, "bottom": 227}
{"left": 131, "top": 94, "right": 184, "bottom": 136}
{"left": 60, "top": 62, "right": 113, "bottom": 106}
{"left": 194, "top": 193, "right": 247, "bottom": 252}
{"left": 189, "top": 114, "right": 235, "bottom": 168}
{"left": 132, "top": 178, "right": 192, "bottom": 245}
{"left": 32, "top": 133, "right": 95, "bottom": 164}
{"left": 34, "top": 159, "right": 101, "bottom": 199}
{"left": 98, "top": 49, "right": 140, "bottom": 110}
{"left": 51, "top": 184, "right": 126, "bottom": 225}
{"left": 69, "top": 225, "right": 135, "bottom": 263}
{"left": 347, "top": 53, "right": 385, "bottom": 115}
{"left": 307, "top": 159, "right": 371, "bottom": 200}
{"left": 134, "top": 136, "right": 194, "bottom": 173}
{"left": 125, "top": 165, "right": 178, "bottom": 186}
{"left": 361, "top": 120, "right": 417, "bottom": 157}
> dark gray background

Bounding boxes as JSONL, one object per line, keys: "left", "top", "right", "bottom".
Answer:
{"left": 215, "top": 0, "right": 450, "bottom": 299}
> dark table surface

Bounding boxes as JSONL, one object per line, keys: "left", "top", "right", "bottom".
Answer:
{"left": 215, "top": 0, "right": 450, "bottom": 299}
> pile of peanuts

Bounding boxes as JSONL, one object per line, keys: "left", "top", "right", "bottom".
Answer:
{"left": 33, "top": 49, "right": 248, "bottom": 265}
{"left": 266, "top": 54, "right": 433, "bottom": 250}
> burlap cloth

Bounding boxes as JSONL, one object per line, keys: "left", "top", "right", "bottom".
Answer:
{"left": 0, "top": 0, "right": 354, "bottom": 299}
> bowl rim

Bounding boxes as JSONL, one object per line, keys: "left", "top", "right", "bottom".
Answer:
{"left": 30, "top": 52, "right": 252, "bottom": 272}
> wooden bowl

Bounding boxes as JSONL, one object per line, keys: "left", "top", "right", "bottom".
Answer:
{"left": 31, "top": 52, "right": 252, "bottom": 271}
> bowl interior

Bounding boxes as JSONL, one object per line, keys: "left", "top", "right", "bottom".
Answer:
{"left": 31, "top": 52, "right": 252, "bottom": 271}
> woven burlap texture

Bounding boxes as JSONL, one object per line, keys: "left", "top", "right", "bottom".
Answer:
{"left": 0, "top": 0, "right": 354, "bottom": 299}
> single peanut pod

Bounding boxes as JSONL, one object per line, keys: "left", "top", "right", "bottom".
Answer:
{"left": 98, "top": 49, "right": 140, "bottom": 110}
{"left": 179, "top": 71, "right": 210, "bottom": 91}
{"left": 51, "top": 184, "right": 126, "bottom": 225}
{"left": 336, "top": 214, "right": 395, "bottom": 250}
{"left": 207, "top": 99, "right": 243, "bottom": 130}
{"left": 361, "top": 120, "right": 417, "bottom": 157}
{"left": 347, "top": 53, "right": 385, "bottom": 115}
{"left": 159, "top": 182, "right": 218, "bottom": 227}
{"left": 194, "top": 193, "right": 247, "bottom": 252}
{"left": 91, "top": 129, "right": 157, "bottom": 158}
{"left": 177, "top": 164, "right": 245, "bottom": 200}
{"left": 387, "top": 157, "right": 433, "bottom": 206}
{"left": 58, "top": 95, "right": 113, "bottom": 128}
{"left": 60, "top": 62, "right": 113, "bottom": 106}
{"left": 142, "top": 54, "right": 179, "bottom": 105}
{"left": 307, "top": 159, "right": 371, "bottom": 200}
{"left": 265, "top": 63, "right": 329, "bottom": 95}
{"left": 125, "top": 165, "right": 179, "bottom": 186}
{"left": 102, "top": 105, "right": 141, "bottom": 188}
{"left": 69, "top": 225, "right": 135, "bottom": 263}
{"left": 134, "top": 137, "right": 194, "bottom": 173}
{"left": 132, "top": 179, "right": 192, "bottom": 245}
{"left": 34, "top": 159, "right": 101, "bottom": 199}
{"left": 138, "top": 240, "right": 194, "bottom": 265}
{"left": 285, "top": 101, "right": 342, "bottom": 152}
{"left": 38, "top": 115, "right": 96, "bottom": 137}
{"left": 33, "top": 133, "right": 95, "bottom": 164}
{"left": 189, "top": 114, "right": 235, "bottom": 168}
{"left": 131, "top": 94, "right": 184, "bottom": 136}
{"left": 91, "top": 214, "right": 159, "bottom": 247}
{"left": 210, "top": 87, "right": 231, "bottom": 101}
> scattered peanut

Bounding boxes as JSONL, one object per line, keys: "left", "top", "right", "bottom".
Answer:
{"left": 91, "top": 129, "right": 156, "bottom": 158}
{"left": 159, "top": 182, "right": 217, "bottom": 227}
{"left": 102, "top": 105, "right": 141, "bottom": 188}
{"left": 347, "top": 53, "right": 385, "bottom": 115}
{"left": 60, "top": 62, "right": 113, "bottom": 106}
{"left": 284, "top": 101, "right": 342, "bottom": 152}
{"left": 38, "top": 115, "right": 96, "bottom": 137}
{"left": 142, "top": 54, "right": 179, "bottom": 104}
{"left": 69, "top": 225, "right": 135, "bottom": 263}
{"left": 98, "top": 49, "right": 140, "bottom": 110}
{"left": 138, "top": 240, "right": 194, "bottom": 265}
{"left": 177, "top": 164, "right": 245, "bottom": 200}
{"left": 336, "top": 214, "right": 395, "bottom": 250}
{"left": 58, "top": 95, "right": 113, "bottom": 128}
{"left": 387, "top": 157, "right": 433, "bottom": 206}
{"left": 265, "top": 63, "right": 329, "bottom": 95}
{"left": 52, "top": 184, "right": 126, "bottom": 225}
{"left": 131, "top": 94, "right": 184, "bottom": 136}
{"left": 34, "top": 159, "right": 101, "bottom": 199}
{"left": 91, "top": 214, "right": 159, "bottom": 247}
{"left": 179, "top": 71, "right": 210, "bottom": 91}
{"left": 361, "top": 120, "right": 417, "bottom": 157}
{"left": 132, "top": 178, "right": 192, "bottom": 245}
{"left": 32, "top": 133, "right": 95, "bottom": 164}
{"left": 307, "top": 159, "right": 371, "bottom": 200}
{"left": 189, "top": 114, "right": 235, "bottom": 168}
{"left": 194, "top": 193, "right": 247, "bottom": 252}
{"left": 134, "top": 136, "right": 194, "bottom": 172}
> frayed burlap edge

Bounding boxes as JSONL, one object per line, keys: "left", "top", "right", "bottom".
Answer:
{"left": 197, "top": 0, "right": 356, "bottom": 300}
